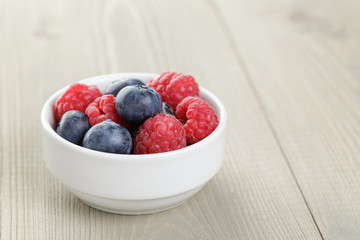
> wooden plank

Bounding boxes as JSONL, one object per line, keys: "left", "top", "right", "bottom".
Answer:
{"left": 214, "top": 0, "right": 360, "bottom": 239}
{"left": 0, "top": 0, "right": 322, "bottom": 239}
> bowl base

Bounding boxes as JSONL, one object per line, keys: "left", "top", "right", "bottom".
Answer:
{"left": 69, "top": 184, "right": 205, "bottom": 215}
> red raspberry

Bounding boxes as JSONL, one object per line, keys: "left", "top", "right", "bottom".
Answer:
{"left": 85, "top": 95, "right": 129, "bottom": 127}
{"left": 54, "top": 83, "right": 102, "bottom": 121}
{"left": 134, "top": 113, "right": 186, "bottom": 154}
{"left": 176, "top": 96, "right": 219, "bottom": 144}
{"left": 147, "top": 72, "right": 199, "bottom": 110}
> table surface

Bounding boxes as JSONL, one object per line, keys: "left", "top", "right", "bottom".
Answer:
{"left": 1, "top": 0, "right": 360, "bottom": 239}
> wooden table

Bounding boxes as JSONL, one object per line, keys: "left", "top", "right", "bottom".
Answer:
{"left": 1, "top": 0, "right": 360, "bottom": 239}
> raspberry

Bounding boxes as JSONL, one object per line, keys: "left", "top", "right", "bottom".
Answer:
{"left": 54, "top": 83, "right": 102, "bottom": 121}
{"left": 134, "top": 113, "right": 186, "bottom": 154}
{"left": 176, "top": 96, "right": 219, "bottom": 144}
{"left": 147, "top": 72, "right": 199, "bottom": 110}
{"left": 85, "top": 95, "right": 129, "bottom": 127}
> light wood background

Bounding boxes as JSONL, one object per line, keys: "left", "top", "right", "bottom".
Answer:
{"left": 1, "top": 0, "right": 360, "bottom": 239}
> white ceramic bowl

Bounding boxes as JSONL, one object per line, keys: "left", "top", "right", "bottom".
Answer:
{"left": 41, "top": 73, "right": 227, "bottom": 215}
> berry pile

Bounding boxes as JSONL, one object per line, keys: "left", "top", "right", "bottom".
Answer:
{"left": 54, "top": 72, "right": 219, "bottom": 154}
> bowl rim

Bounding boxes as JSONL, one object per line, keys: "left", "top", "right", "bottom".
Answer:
{"left": 41, "top": 72, "right": 227, "bottom": 163}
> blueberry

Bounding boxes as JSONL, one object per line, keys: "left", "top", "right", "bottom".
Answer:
{"left": 105, "top": 78, "right": 145, "bottom": 97}
{"left": 162, "top": 102, "right": 174, "bottom": 115}
{"left": 56, "top": 110, "right": 90, "bottom": 145}
{"left": 82, "top": 120, "right": 132, "bottom": 154}
{"left": 115, "top": 85, "right": 162, "bottom": 125}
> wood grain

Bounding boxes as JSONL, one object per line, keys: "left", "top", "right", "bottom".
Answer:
{"left": 2, "top": 0, "right": 354, "bottom": 239}
{"left": 214, "top": 0, "right": 360, "bottom": 239}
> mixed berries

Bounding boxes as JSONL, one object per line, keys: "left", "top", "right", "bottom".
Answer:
{"left": 54, "top": 72, "right": 219, "bottom": 154}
